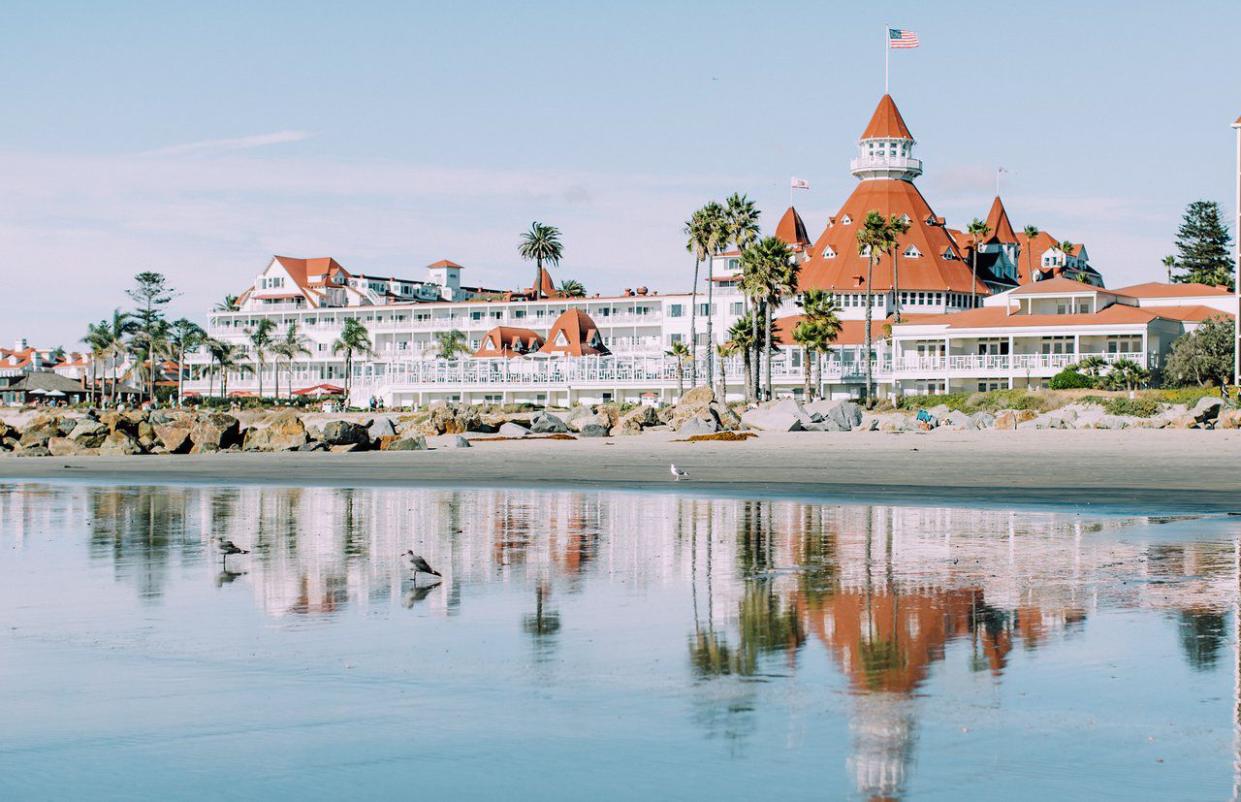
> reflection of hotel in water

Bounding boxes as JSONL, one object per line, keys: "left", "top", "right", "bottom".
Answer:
{"left": 4, "top": 483, "right": 1238, "bottom": 800}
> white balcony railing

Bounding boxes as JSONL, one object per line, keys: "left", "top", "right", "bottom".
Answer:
{"left": 892, "top": 351, "right": 1154, "bottom": 375}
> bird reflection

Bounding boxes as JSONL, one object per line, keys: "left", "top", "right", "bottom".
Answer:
{"left": 402, "top": 580, "right": 441, "bottom": 608}
{"left": 215, "top": 568, "right": 247, "bottom": 587}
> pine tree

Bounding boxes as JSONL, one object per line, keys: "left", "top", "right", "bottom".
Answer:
{"left": 1170, "top": 201, "right": 1234, "bottom": 289}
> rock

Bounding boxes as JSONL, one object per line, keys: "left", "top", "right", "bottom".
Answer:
{"left": 153, "top": 424, "right": 194, "bottom": 454}
{"left": 768, "top": 398, "right": 815, "bottom": 427}
{"left": 387, "top": 435, "right": 428, "bottom": 451}
{"left": 616, "top": 405, "right": 658, "bottom": 435}
{"left": 444, "top": 435, "right": 471, "bottom": 449}
{"left": 741, "top": 408, "right": 804, "bottom": 432}
{"left": 678, "top": 416, "right": 720, "bottom": 436}
{"left": 1219, "top": 409, "right": 1241, "bottom": 429}
{"left": 243, "top": 411, "right": 309, "bottom": 452}
{"left": 330, "top": 442, "right": 368, "bottom": 453}
{"left": 927, "top": 404, "right": 951, "bottom": 419}
{"left": 569, "top": 411, "right": 611, "bottom": 433}
{"left": 971, "top": 411, "right": 996, "bottom": 430}
{"left": 99, "top": 430, "right": 142, "bottom": 455}
{"left": 994, "top": 409, "right": 1037, "bottom": 430}
{"left": 321, "top": 420, "right": 370, "bottom": 447}
{"left": 99, "top": 411, "right": 139, "bottom": 437}
{"left": 16, "top": 445, "right": 52, "bottom": 457}
{"left": 367, "top": 417, "right": 396, "bottom": 442}
{"left": 578, "top": 423, "right": 611, "bottom": 438}
{"left": 18, "top": 419, "right": 58, "bottom": 448}
{"left": 564, "top": 405, "right": 596, "bottom": 430}
{"left": 190, "top": 413, "right": 241, "bottom": 450}
{"left": 1168, "top": 415, "right": 1199, "bottom": 429}
{"left": 421, "top": 404, "right": 481, "bottom": 435}
{"left": 938, "top": 410, "right": 977, "bottom": 431}
{"left": 710, "top": 402, "right": 743, "bottom": 431}
{"left": 296, "top": 441, "right": 329, "bottom": 452}
{"left": 498, "top": 422, "right": 530, "bottom": 438}
{"left": 677, "top": 385, "right": 716, "bottom": 408}
{"left": 1093, "top": 415, "right": 1135, "bottom": 430}
{"left": 1191, "top": 396, "right": 1224, "bottom": 425}
{"left": 68, "top": 419, "right": 108, "bottom": 448}
{"left": 48, "top": 436, "right": 86, "bottom": 457}
{"left": 669, "top": 386, "right": 720, "bottom": 431}
{"left": 1018, "top": 414, "right": 1069, "bottom": 430}
{"left": 877, "top": 413, "right": 913, "bottom": 433}
{"left": 530, "top": 412, "right": 569, "bottom": 434}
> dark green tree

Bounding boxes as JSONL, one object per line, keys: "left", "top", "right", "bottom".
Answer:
{"left": 1170, "top": 201, "right": 1234, "bottom": 290}
{"left": 1163, "top": 315, "right": 1236, "bottom": 387}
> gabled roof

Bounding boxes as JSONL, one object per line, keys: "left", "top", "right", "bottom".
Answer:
{"left": 273, "top": 256, "right": 348, "bottom": 288}
{"left": 474, "top": 326, "right": 545, "bottom": 358}
{"left": 983, "top": 196, "right": 1018, "bottom": 244}
{"left": 774, "top": 316, "right": 891, "bottom": 346}
{"left": 1143, "top": 305, "right": 1236, "bottom": 322}
{"left": 539, "top": 309, "right": 609, "bottom": 356}
{"left": 799, "top": 179, "right": 988, "bottom": 294}
{"left": 9, "top": 371, "right": 87, "bottom": 393}
{"left": 1015, "top": 230, "right": 1064, "bottom": 284}
{"left": 428, "top": 259, "right": 464, "bottom": 269}
{"left": 860, "top": 94, "right": 913, "bottom": 140}
{"left": 1110, "top": 281, "right": 1233, "bottom": 298}
{"left": 774, "top": 206, "right": 812, "bottom": 251}
{"left": 1009, "top": 276, "right": 1113, "bottom": 296}
{"left": 898, "top": 303, "right": 1164, "bottom": 330}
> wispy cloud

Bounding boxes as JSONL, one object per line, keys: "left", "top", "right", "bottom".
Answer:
{"left": 139, "top": 130, "right": 313, "bottom": 157}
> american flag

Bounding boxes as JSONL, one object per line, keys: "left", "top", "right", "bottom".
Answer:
{"left": 888, "top": 28, "right": 919, "bottom": 49}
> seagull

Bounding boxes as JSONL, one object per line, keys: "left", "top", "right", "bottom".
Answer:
{"left": 402, "top": 550, "right": 441, "bottom": 579}
{"left": 213, "top": 538, "right": 249, "bottom": 567}
{"left": 671, "top": 464, "right": 689, "bottom": 481}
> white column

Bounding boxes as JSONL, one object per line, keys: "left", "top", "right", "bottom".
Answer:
{"left": 1234, "top": 116, "right": 1240, "bottom": 389}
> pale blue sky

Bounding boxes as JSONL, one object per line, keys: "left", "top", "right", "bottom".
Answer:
{"left": 2, "top": 0, "right": 1239, "bottom": 345}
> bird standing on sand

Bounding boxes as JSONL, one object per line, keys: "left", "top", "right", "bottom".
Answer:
{"left": 671, "top": 464, "right": 688, "bottom": 481}
{"left": 402, "top": 550, "right": 441, "bottom": 579}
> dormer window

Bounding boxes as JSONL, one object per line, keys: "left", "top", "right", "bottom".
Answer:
{"left": 900, "top": 214, "right": 911, "bottom": 225}
{"left": 903, "top": 245, "right": 921, "bottom": 258}
{"left": 823, "top": 246, "right": 837, "bottom": 259}
{"left": 841, "top": 215, "right": 853, "bottom": 225}
{"left": 942, "top": 248, "right": 956, "bottom": 260}
{"left": 858, "top": 244, "right": 872, "bottom": 256}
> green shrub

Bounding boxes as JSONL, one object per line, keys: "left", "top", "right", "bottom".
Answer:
{"left": 1146, "top": 387, "right": 1223, "bottom": 406}
{"left": 1049, "top": 368, "right": 1096, "bottom": 390}
{"left": 1103, "top": 397, "right": 1160, "bottom": 417}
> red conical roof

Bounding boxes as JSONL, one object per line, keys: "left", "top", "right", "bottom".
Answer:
{"left": 860, "top": 95, "right": 913, "bottom": 140}
{"left": 774, "top": 206, "right": 811, "bottom": 250}
{"left": 798, "top": 179, "right": 988, "bottom": 295}
{"left": 983, "top": 196, "right": 1018, "bottom": 244}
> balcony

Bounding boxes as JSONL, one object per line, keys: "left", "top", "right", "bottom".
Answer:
{"left": 892, "top": 351, "right": 1153, "bottom": 376}
{"left": 849, "top": 155, "right": 923, "bottom": 175}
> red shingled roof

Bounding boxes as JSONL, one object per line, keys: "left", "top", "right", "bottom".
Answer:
{"left": 774, "top": 206, "right": 812, "bottom": 251}
{"left": 474, "top": 326, "right": 545, "bottom": 358}
{"left": 983, "top": 196, "right": 1018, "bottom": 244}
{"left": 860, "top": 95, "right": 913, "bottom": 140}
{"left": 1009, "top": 276, "right": 1114, "bottom": 296}
{"left": 428, "top": 259, "right": 464, "bottom": 269}
{"left": 1111, "top": 281, "right": 1234, "bottom": 298}
{"left": 799, "top": 179, "right": 987, "bottom": 294}
{"left": 775, "top": 316, "right": 891, "bottom": 346}
{"left": 539, "top": 309, "right": 609, "bottom": 356}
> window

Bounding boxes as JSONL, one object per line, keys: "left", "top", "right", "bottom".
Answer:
{"left": 731, "top": 302, "right": 744, "bottom": 315}
{"left": 669, "top": 333, "right": 684, "bottom": 344}
{"left": 513, "top": 310, "right": 526, "bottom": 318}
{"left": 697, "top": 303, "right": 712, "bottom": 316}
{"left": 823, "top": 246, "right": 836, "bottom": 258}
{"left": 727, "top": 259, "right": 740, "bottom": 271}
{"left": 669, "top": 304, "right": 684, "bottom": 318}
{"left": 840, "top": 215, "right": 853, "bottom": 225}
{"left": 1107, "top": 336, "right": 1142, "bottom": 354}
{"left": 903, "top": 245, "right": 921, "bottom": 258}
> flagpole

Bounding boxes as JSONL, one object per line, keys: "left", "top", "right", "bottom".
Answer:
{"left": 884, "top": 26, "right": 889, "bottom": 94}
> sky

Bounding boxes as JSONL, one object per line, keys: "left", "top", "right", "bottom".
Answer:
{"left": 2, "top": 0, "right": 1239, "bottom": 347}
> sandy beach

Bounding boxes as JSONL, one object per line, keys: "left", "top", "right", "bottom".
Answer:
{"left": 2, "top": 428, "right": 1239, "bottom": 512}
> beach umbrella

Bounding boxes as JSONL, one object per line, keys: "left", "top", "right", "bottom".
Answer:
{"left": 28, "top": 388, "right": 46, "bottom": 395}
{"left": 45, "top": 390, "right": 66, "bottom": 398}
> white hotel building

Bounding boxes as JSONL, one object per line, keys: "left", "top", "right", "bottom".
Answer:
{"left": 184, "top": 96, "right": 1235, "bottom": 407}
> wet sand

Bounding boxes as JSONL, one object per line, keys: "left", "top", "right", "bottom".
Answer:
{"left": 2, "top": 429, "right": 1239, "bottom": 512}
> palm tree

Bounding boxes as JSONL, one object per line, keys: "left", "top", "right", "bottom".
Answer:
{"left": 1104, "top": 358, "right": 1150, "bottom": 391}
{"left": 666, "top": 340, "right": 692, "bottom": 398}
{"left": 82, "top": 322, "right": 112, "bottom": 405}
{"left": 721, "top": 194, "right": 760, "bottom": 389}
{"left": 792, "top": 321, "right": 820, "bottom": 400}
{"left": 1162, "top": 255, "right": 1177, "bottom": 283}
{"left": 1075, "top": 354, "right": 1108, "bottom": 379}
{"left": 518, "top": 222, "right": 563, "bottom": 299}
{"left": 101, "top": 308, "right": 137, "bottom": 405}
{"left": 715, "top": 340, "right": 736, "bottom": 401}
{"left": 727, "top": 315, "right": 757, "bottom": 404}
{"left": 331, "top": 318, "right": 374, "bottom": 398}
{"left": 886, "top": 214, "right": 912, "bottom": 322}
{"left": 1022, "top": 225, "right": 1040, "bottom": 282}
{"left": 965, "top": 218, "right": 992, "bottom": 307}
{"left": 796, "top": 290, "right": 842, "bottom": 400}
{"left": 739, "top": 236, "right": 799, "bottom": 401}
{"left": 684, "top": 206, "right": 717, "bottom": 386}
{"left": 1058, "top": 240, "right": 1076, "bottom": 273}
{"left": 857, "top": 213, "right": 902, "bottom": 407}
{"left": 167, "top": 318, "right": 205, "bottom": 406}
{"left": 214, "top": 295, "right": 240, "bottom": 312}
{"left": 558, "top": 279, "right": 585, "bottom": 297}
{"left": 206, "top": 338, "right": 249, "bottom": 398}
{"left": 434, "top": 329, "right": 469, "bottom": 359}
{"left": 247, "top": 318, "right": 276, "bottom": 399}
{"left": 271, "top": 322, "right": 312, "bottom": 399}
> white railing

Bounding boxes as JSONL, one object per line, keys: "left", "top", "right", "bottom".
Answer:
{"left": 849, "top": 155, "right": 922, "bottom": 173}
{"left": 893, "top": 351, "right": 1154, "bottom": 375}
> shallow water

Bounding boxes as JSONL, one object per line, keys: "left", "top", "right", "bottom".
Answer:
{"left": 2, "top": 483, "right": 1240, "bottom": 801}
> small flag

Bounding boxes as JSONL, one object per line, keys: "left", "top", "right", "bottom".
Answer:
{"left": 790, "top": 177, "right": 810, "bottom": 190}
{"left": 888, "top": 28, "right": 919, "bottom": 49}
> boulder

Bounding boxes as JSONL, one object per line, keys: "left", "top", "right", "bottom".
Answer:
{"left": 616, "top": 405, "right": 658, "bottom": 435}
{"left": 330, "top": 442, "right": 368, "bottom": 453}
{"left": 768, "top": 398, "right": 815, "bottom": 427}
{"left": 679, "top": 416, "right": 720, "bottom": 436}
{"left": 677, "top": 385, "right": 716, "bottom": 408}
{"left": 296, "top": 441, "right": 329, "bottom": 452}
{"left": 578, "top": 423, "right": 611, "bottom": 438}
{"left": 1018, "top": 414, "right": 1069, "bottom": 430}
{"left": 1218, "top": 409, "right": 1241, "bottom": 430}
{"left": 243, "top": 411, "right": 309, "bottom": 452}
{"left": 475, "top": 413, "right": 505, "bottom": 434}
{"left": 443, "top": 435, "right": 471, "bottom": 449}
{"left": 669, "top": 386, "right": 719, "bottom": 430}
{"left": 971, "top": 411, "right": 997, "bottom": 430}
{"left": 387, "top": 435, "right": 428, "bottom": 451}
{"left": 938, "top": 410, "right": 977, "bottom": 431}
{"left": 741, "top": 408, "right": 803, "bottom": 432}
{"left": 1092, "top": 415, "right": 1135, "bottom": 430}
{"left": 564, "top": 405, "right": 597, "bottom": 430}
{"left": 569, "top": 411, "right": 612, "bottom": 434}
{"left": 99, "top": 430, "right": 142, "bottom": 455}
{"left": 48, "top": 436, "right": 87, "bottom": 457}
{"left": 18, "top": 418, "right": 59, "bottom": 448}
{"left": 1190, "top": 396, "right": 1224, "bottom": 426}
{"left": 367, "top": 417, "right": 396, "bottom": 442}
{"left": 190, "top": 413, "right": 241, "bottom": 450}
{"left": 153, "top": 423, "right": 194, "bottom": 454}
{"left": 16, "top": 445, "right": 52, "bottom": 457}
{"left": 711, "top": 402, "right": 743, "bottom": 431}
{"left": 877, "top": 414, "right": 914, "bottom": 433}
{"left": 1168, "top": 415, "right": 1200, "bottom": 429}
{"left": 68, "top": 419, "right": 108, "bottom": 448}
{"left": 530, "top": 412, "right": 569, "bottom": 434}
{"left": 321, "top": 420, "right": 370, "bottom": 447}
{"left": 498, "top": 422, "right": 530, "bottom": 438}
{"left": 99, "top": 411, "right": 139, "bottom": 436}
{"left": 818, "top": 400, "right": 863, "bottom": 431}
{"left": 993, "top": 409, "right": 1037, "bottom": 430}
